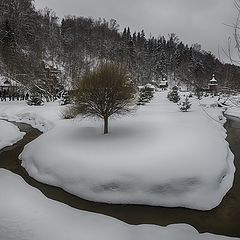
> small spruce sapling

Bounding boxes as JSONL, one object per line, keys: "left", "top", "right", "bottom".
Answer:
{"left": 26, "top": 94, "right": 44, "bottom": 106}
{"left": 180, "top": 97, "right": 191, "bottom": 112}
{"left": 167, "top": 87, "right": 180, "bottom": 103}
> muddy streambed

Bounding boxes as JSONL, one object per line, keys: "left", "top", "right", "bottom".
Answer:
{"left": 0, "top": 118, "right": 239, "bottom": 237}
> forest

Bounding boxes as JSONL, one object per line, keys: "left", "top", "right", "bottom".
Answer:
{"left": 0, "top": 0, "right": 240, "bottom": 99}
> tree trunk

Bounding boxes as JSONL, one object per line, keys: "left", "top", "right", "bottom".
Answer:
{"left": 104, "top": 117, "right": 109, "bottom": 134}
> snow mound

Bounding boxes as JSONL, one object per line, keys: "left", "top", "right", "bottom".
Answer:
{"left": 0, "top": 120, "right": 25, "bottom": 150}
{"left": 225, "top": 108, "right": 240, "bottom": 119}
{"left": 20, "top": 93, "right": 235, "bottom": 210}
{"left": 0, "top": 169, "right": 238, "bottom": 240}
{"left": 0, "top": 101, "right": 62, "bottom": 132}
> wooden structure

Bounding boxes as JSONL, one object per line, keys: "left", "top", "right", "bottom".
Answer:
{"left": 208, "top": 74, "right": 218, "bottom": 92}
{"left": 0, "top": 76, "right": 22, "bottom": 99}
{"left": 159, "top": 80, "right": 168, "bottom": 90}
{"left": 0, "top": 76, "right": 16, "bottom": 93}
{"left": 150, "top": 79, "right": 168, "bottom": 90}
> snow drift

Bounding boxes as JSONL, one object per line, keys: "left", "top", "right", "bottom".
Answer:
{"left": 0, "top": 120, "right": 25, "bottom": 150}
{"left": 0, "top": 169, "right": 238, "bottom": 240}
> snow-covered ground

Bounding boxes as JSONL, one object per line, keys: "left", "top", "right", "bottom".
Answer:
{"left": 225, "top": 98, "right": 240, "bottom": 118}
{"left": 199, "top": 94, "right": 240, "bottom": 120}
{"left": 0, "top": 92, "right": 234, "bottom": 210}
{"left": 0, "top": 120, "right": 25, "bottom": 150}
{"left": 225, "top": 108, "right": 240, "bottom": 118}
{"left": 0, "top": 169, "right": 238, "bottom": 240}
{"left": 0, "top": 101, "right": 63, "bottom": 132}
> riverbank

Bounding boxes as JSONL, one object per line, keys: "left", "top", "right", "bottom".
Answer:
{"left": 0, "top": 168, "right": 239, "bottom": 240}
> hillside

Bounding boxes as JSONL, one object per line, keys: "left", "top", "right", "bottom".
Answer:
{"left": 0, "top": 0, "right": 240, "bottom": 98}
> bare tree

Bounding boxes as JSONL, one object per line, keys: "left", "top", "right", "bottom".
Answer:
{"left": 223, "top": 0, "right": 240, "bottom": 64}
{"left": 69, "top": 63, "right": 137, "bottom": 134}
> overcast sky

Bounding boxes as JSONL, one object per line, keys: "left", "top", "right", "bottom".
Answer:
{"left": 35, "top": 0, "right": 237, "bottom": 62}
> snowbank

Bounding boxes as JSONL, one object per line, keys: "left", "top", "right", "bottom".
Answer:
{"left": 225, "top": 108, "right": 240, "bottom": 119}
{"left": 214, "top": 94, "right": 240, "bottom": 120}
{"left": 18, "top": 92, "right": 235, "bottom": 210}
{"left": 0, "top": 101, "right": 63, "bottom": 132}
{"left": 0, "top": 120, "right": 25, "bottom": 150}
{"left": 0, "top": 169, "right": 238, "bottom": 240}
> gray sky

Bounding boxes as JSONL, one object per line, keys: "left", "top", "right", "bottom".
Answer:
{"left": 35, "top": 0, "right": 237, "bottom": 62}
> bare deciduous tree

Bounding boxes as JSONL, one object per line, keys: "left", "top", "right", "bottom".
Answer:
{"left": 69, "top": 63, "right": 137, "bottom": 134}
{"left": 224, "top": 0, "right": 240, "bottom": 64}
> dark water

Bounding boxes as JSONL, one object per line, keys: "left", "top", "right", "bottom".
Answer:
{"left": 0, "top": 119, "right": 240, "bottom": 237}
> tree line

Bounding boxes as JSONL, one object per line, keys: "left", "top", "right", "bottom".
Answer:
{"left": 0, "top": 0, "right": 240, "bottom": 98}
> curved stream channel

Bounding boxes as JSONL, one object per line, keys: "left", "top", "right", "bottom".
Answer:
{"left": 0, "top": 118, "right": 240, "bottom": 238}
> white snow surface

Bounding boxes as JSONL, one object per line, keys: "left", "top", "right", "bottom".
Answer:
{"left": 3, "top": 92, "right": 232, "bottom": 210}
{"left": 0, "top": 169, "right": 238, "bottom": 240}
{"left": 0, "top": 101, "right": 63, "bottom": 132}
{"left": 0, "top": 120, "right": 25, "bottom": 150}
{"left": 215, "top": 94, "right": 240, "bottom": 119}
{"left": 226, "top": 108, "right": 240, "bottom": 119}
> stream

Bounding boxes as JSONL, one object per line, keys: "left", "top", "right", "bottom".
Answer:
{"left": 0, "top": 118, "right": 239, "bottom": 238}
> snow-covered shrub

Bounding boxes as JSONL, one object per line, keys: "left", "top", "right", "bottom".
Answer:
{"left": 26, "top": 96, "right": 44, "bottom": 106}
{"left": 195, "top": 90, "right": 202, "bottom": 100}
{"left": 60, "top": 91, "right": 70, "bottom": 105}
{"left": 167, "top": 88, "right": 180, "bottom": 103}
{"left": 61, "top": 106, "right": 76, "bottom": 119}
{"left": 180, "top": 97, "right": 191, "bottom": 112}
{"left": 136, "top": 84, "right": 154, "bottom": 105}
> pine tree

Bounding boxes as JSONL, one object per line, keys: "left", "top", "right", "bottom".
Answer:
{"left": 180, "top": 97, "right": 191, "bottom": 112}
{"left": 167, "top": 87, "right": 180, "bottom": 103}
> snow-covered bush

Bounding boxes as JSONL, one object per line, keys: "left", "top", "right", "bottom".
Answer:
{"left": 136, "top": 84, "right": 154, "bottom": 105}
{"left": 60, "top": 91, "right": 70, "bottom": 105}
{"left": 26, "top": 95, "right": 44, "bottom": 106}
{"left": 180, "top": 97, "right": 191, "bottom": 112}
{"left": 61, "top": 107, "right": 76, "bottom": 119}
{"left": 195, "top": 90, "right": 202, "bottom": 100}
{"left": 167, "top": 87, "right": 180, "bottom": 103}
{"left": 136, "top": 94, "right": 148, "bottom": 105}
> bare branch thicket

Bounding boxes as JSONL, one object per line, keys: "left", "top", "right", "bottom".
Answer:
{"left": 223, "top": 0, "right": 240, "bottom": 64}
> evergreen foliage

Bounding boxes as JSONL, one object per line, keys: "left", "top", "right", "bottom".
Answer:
{"left": 26, "top": 95, "right": 44, "bottom": 106}
{"left": 60, "top": 91, "right": 70, "bottom": 105}
{"left": 0, "top": 0, "right": 240, "bottom": 96}
{"left": 136, "top": 84, "right": 155, "bottom": 105}
{"left": 137, "top": 91, "right": 153, "bottom": 105}
{"left": 180, "top": 97, "right": 191, "bottom": 112}
{"left": 167, "top": 88, "right": 180, "bottom": 103}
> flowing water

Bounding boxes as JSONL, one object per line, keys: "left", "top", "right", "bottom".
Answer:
{"left": 0, "top": 118, "right": 239, "bottom": 237}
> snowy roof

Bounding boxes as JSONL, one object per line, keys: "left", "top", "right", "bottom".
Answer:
{"left": 159, "top": 80, "right": 168, "bottom": 86}
{"left": 137, "top": 86, "right": 145, "bottom": 90}
{"left": 145, "top": 83, "right": 155, "bottom": 89}
{"left": 210, "top": 74, "right": 217, "bottom": 83}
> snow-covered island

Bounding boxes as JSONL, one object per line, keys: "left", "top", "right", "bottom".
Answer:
{"left": 0, "top": 92, "right": 235, "bottom": 210}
